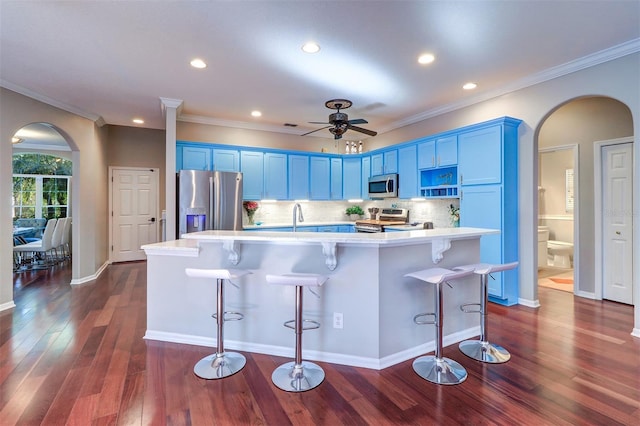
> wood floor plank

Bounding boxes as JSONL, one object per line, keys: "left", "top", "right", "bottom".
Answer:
{"left": 2, "top": 262, "right": 638, "bottom": 425}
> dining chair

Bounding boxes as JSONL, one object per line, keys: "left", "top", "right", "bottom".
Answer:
{"left": 13, "top": 218, "right": 58, "bottom": 268}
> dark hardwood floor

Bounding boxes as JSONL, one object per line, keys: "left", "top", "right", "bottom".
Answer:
{"left": 2, "top": 262, "right": 638, "bottom": 425}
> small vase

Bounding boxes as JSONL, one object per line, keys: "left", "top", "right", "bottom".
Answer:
{"left": 350, "top": 214, "right": 360, "bottom": 220}
{"left": 451, "top": 218, "right": 460, "bottom": 227}
{"left": 247, "top": 213, "right": 255, "bottom": 225}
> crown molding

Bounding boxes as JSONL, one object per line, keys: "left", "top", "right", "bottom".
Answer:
{"left": 381, "top": 38, "right": 640, "bottom": 134}
{"left": 159, "top": 97, "right": 184, "bottom": 116}
{"left": 0, "top": 79, "right": 104, "bottom": 124}
{"left": 178, "top": 113, "right": 318, "bottom": 137}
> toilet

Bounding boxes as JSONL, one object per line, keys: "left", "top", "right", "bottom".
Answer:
{"left": 538, "top": 226, "right": 573, "bottom": 268}
{"left": 547, "top": 240, "right": 573, "bottom": 268}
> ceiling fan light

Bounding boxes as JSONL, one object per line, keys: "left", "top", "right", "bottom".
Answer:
{"left": 12, "top": 137, "right": 23, "bottom": 144}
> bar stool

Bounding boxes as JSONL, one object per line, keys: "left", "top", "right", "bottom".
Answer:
{"left": 266, "top": 273, "right": 329, "bottom": 392}
{"left": 404, "top": 267, "right": 475, "bottom": 385}
{"left": 454, "top": 262, "right": 519, "bottom": 363}
{"left": 185, "top": 268, "right": 252, "bottom": 379}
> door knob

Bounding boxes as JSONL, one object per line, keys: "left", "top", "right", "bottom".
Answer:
{"left": 149, "top": 217, "right": 156, "bottom": 223}
{"left": 615, "top": 231, "right": 621, "bottom": 235}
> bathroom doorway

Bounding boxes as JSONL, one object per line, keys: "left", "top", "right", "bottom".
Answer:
{"left": 538, "top": 145, "right": 577, "bottom": 294}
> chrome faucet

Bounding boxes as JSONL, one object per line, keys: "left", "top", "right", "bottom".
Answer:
{"left": 292, "top": 203, "right": 304, "bottom": 232}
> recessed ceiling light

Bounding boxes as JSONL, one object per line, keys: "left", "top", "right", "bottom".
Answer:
{"left": 417, "top": 53, "right": 435, "bottom": 65}
{"left": 251, "top": 110, "right": 262, "bottom": 117}
{"left": 132, "top": 118, "right": 144, "bottom": 124}
{"left": 302, "top": 42, "right": 320, "bottom": 54}
{"left": 463, "top": 82, "right": 478, "bottom": 90}
{"left": 190, "top": 58, "right": 207, "bottom": 69}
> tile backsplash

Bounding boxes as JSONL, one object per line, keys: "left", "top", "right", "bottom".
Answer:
{"left": 244, "top": 199, "right": 459, "bottom": 228}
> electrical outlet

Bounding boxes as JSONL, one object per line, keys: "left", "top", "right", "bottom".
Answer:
{"left": 333, "top": 312, "right": 343, "bottom": 329}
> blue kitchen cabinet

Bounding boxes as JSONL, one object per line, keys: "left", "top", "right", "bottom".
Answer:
{"left": 418, "top": 136, "right": 457, "bottom": 170}
{"left": 309, "top": 156, "right": 330, "bottom": 200}
{"left": 458, "top": 118, "right": 521, "bottom": 306}
{"left": 342, "top": 157, "right": 362, "bottom": 199}
{"left": 240, "top": 150, "right": 264, "bottom": 200}
{"left": 330, "top": 158, "right": 343, "bottom": 199}
{"left": 181, "top": 146, "right": 211, "bottom": 170}
{"left": 317, "top": 225, "right": 339, "bottom": 232}
{"left": 361, "top": 156, "right": 371, "bottom": 198}
{"left": 264, "top": 152, "right": 287, "bottom": 199}
{"left": 213, "top": 148, "right": 239, "bottom": 172}
{"left": 371, "top": 153, "right": 383, "bottom": 176}
{"left": 289, "top": 154, "right": 310, "bottom": 199}
{"left": 398, "top": 145, "right": 418, "bottom": 198}
{"left": 338, "top": 225, "right": 355, "bottom": 233}
{"left": 458, "top": 126, "right": 502, "bottom": 185}
{"left": 371, "top": 150, "right": 398, "bottom": 176}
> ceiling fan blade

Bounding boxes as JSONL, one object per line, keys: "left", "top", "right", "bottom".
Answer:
{"left": 308, "top": 121, "right": 330, "bottom": 124}
{"left": 348, "top": 118, "right": 368, "bottom": 125}
{"left": 300, "top": 125, "right": 331, "bottom": 136}
{"left": 347, "top": 125, "right": 378, "bottom": 137}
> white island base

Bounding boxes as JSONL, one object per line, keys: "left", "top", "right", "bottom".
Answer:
{"left": 143, "top": 228, "right": 498, "bottom": 370}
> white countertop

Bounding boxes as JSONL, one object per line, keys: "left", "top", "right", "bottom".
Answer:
{"left": 142, "top": 227, "right": 499, "bottom": 253}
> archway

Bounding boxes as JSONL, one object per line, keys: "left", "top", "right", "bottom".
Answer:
{"left": 11, "top": 123, "right": 75, "bottom": 281}
{"left": 534, "top": 96, "right": 634, "bottom": 302}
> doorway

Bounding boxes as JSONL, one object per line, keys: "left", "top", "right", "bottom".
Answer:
{"left": 109, "top": 167, "right": 160, "bottom": 263}
{"left": 594, "top": 137, "right": 634, "bottom": 305}
{"left": 537, "top": 145, "right": 578, "bottom": 294}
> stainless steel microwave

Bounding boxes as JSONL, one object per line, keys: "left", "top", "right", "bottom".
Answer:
{"left": 368, "top": 173, "right": 398, "bottom": 199}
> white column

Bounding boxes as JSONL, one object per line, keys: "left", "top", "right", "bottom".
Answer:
{"left": 160, "top": 98, "right": 183, "bottom": 241}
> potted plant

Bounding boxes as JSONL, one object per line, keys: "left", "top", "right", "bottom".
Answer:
{"left": 449, "top": 203, "right": 460, "bottom": 227}
{"left": 345, "top": 205, "right": 365, "bottom": 220}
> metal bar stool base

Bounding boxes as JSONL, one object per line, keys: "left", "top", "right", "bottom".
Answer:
{"left": 413, "top": 355, "right": 468, "bottom": 385}
{"left": 194, "top": 352, "right": 247, "bottom": 379}
{"left": 459, "top": 340, "right": 511, "bottom": 364}
{"left": 272, "top": 361, "right": 325, "bottom": 392}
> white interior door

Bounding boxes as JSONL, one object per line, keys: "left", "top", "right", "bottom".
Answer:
{"left": 110, "top": 168, "right": 159, "bottom": 262}
{"left": 602, "top": 143, "right": 633, "bottom": 304}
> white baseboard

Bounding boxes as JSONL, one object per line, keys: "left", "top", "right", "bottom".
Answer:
{"left": 575, "top": 290, "right": 596, "bottom": 299}
{"left": 70, "top": 261, "right": 109, "bottom": 285}
{"left": 0, "top": 301, "right": 16, "bottom": 313}
{"left": 631, "top": 328, "right": 640, "bottom": 339}
{"left": 518, "top": 298, "right": 540, "bottom": 308}
{"left": 144, "top": 325, "right": 481, "bottom": 370}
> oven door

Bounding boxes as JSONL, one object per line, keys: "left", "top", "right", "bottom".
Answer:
{"left": 354, "top": 224, "right": 383, "bottom": 233}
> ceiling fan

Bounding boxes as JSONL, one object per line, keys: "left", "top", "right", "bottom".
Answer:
{"left": 301, "top": 99, "right": 378, "bottom": 140}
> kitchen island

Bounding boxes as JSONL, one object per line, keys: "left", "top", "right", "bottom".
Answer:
{"left": 142, "top": 227, "right": 499, "bottom": 369}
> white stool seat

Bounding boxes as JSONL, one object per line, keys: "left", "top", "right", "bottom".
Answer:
{"left": 405, "top": 267, "right": 474, "bottom": 285}
{"left": 453, "top": 262, "right": 519, "bottom": 275}
{"left": 454, "top": 261, "right": 518, "bottom": 364}
{"left": 186, "top": 267, "right": 252, "bottom": 379}
{"left": 186, "top": 268, "right": 251, "bottom": 280}
{"left": 266, "top": 273, "right": 328, "bottom": 287}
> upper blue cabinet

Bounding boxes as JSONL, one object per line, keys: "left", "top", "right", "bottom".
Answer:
{"left": 213, "top": 148, "right": 240, "bottom": 172}
{"left": 240, "top": 150, "right": 265, "bottom": 200}
{"left": 371, "top": 149, "right": 398, "bottom": 176}
{"left": 288, "top": 154, "right": 310, "bottom": 199}
{"left": 264, "top": 152, "right": 287, "bottom": 199}
{"left": 342, "top": 157, "right": 362, "bottom": 199}
{"left": 458, "top": 126, "right": 502, "bottom": 185}
{"left": 398, "top": 145, "right": 418, "bottom": 198}
{"left": 418, "top": 135, "right": 457, "bottom": 169}
{"left": 180, "top": 146, "right": 211, "bottom": 170}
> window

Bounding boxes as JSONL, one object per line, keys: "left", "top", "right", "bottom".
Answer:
{"left": 12, "top": 154, "right": 71, "bottom": 220}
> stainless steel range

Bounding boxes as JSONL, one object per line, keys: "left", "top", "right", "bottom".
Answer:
{"left": 354, "top": 208, "right": 409, "bottom": 233}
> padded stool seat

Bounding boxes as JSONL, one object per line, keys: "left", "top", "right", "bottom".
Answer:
{"left": 405, "top": 267, "right": 474, "bottom": 385}
{"left": 266, "top": 273, "right": 329, "bottom": 392}
{"left": 185, "top": 268, "right": 252, "bottom": 379}
{"left": 454, "top": 262, "right": 518, "bottom": 363}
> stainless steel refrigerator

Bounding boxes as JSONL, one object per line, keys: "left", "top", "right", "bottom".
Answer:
{"left": 176, "top": 170, "right": 243, "bottom": 238}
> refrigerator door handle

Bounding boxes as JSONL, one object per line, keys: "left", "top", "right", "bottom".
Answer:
{"left": 209, "top": 176, "right": 214, "bottom": 230}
